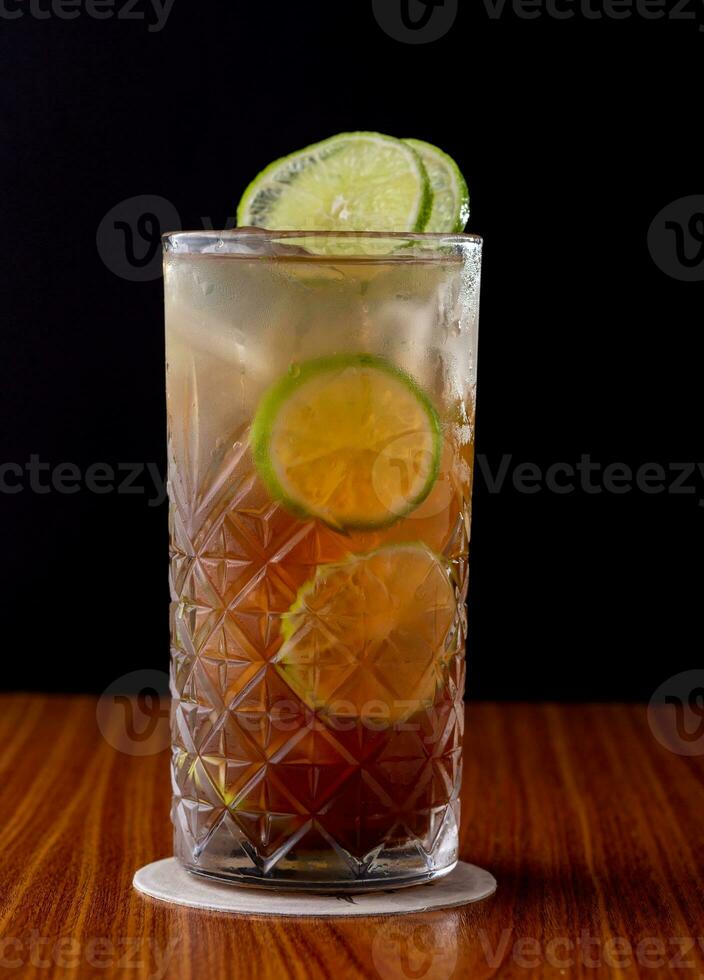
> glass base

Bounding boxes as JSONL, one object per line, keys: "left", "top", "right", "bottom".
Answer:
{"left": 175, "top": 815, "right": 460, "bottom": 893}
{"left": 183, "top": 857, "right": 459, "bottom": 895}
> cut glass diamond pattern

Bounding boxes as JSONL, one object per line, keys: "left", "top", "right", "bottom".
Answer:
{"left": 169, "top": 429, "right": 468, "bottom": 883}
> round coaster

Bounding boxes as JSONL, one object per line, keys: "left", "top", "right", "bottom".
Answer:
{"left": 133, "top": 859, "right": 496, "bottom": 917}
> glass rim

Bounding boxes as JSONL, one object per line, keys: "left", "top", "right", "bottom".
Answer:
{"left": 163, "top": 228, "right": 483, "bottom": 255}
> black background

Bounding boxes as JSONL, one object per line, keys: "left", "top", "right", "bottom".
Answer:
{"left": 0, "top": 1, "right": 701, "bottom": 698}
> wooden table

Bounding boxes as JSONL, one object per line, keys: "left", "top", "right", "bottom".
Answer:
{"left": 1, "top": 696, "right": 702, "bottom": 979}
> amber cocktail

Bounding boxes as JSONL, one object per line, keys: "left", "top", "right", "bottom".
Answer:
{"left": 164, "top": 230, "right": 481, "bottom": 890}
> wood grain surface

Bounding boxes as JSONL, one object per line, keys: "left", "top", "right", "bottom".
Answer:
{"left": 0, "top": 695, "right": 703, "bottom": 979}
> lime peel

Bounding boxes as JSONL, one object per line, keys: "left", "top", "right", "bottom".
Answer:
{"left": 403, "top": 138, "right": 470, "bottom": 233}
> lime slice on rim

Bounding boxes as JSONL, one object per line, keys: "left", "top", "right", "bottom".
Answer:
{"left": 276, "top": 543, "right": 458, "bottom": 724}
{"left": 236, "top": 132, "right": 432, "bottom": 233}
{"left": 250, "top": 353, "right": 441, "bottom": 531}
{"left": 403, "top": 139, "right": 469, "bottom": 233}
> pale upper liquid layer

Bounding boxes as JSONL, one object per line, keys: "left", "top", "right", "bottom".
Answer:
{"left": 165, "top": 252, "right": 477, "bottom": 498}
